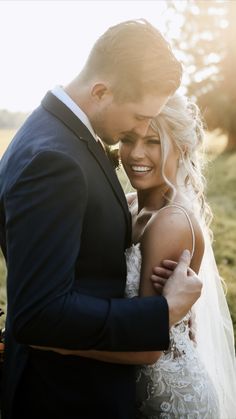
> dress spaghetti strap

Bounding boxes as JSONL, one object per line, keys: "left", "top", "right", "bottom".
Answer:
{"left": 157, "top": 204, "right": 195, "bottom": 259}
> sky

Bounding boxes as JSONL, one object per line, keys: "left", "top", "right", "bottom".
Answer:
{"left": 0, "top": 0, "right": 185, "bottom": 112}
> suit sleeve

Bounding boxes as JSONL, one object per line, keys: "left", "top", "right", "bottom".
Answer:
{"left": 5, "top": 151, "right": 169, "bottom": 351}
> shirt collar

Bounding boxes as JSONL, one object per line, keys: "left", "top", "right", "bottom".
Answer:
{"left": 51, "top": 85, "right": 98, "bottom": 141}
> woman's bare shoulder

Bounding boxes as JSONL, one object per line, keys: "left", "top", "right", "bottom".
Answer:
{"left": 141, "top": 203, "right": 205, "bottom": 272}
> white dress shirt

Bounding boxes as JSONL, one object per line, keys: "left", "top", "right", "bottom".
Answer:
{"left": 51, "top": 85, "right": 99, "bottom": 143}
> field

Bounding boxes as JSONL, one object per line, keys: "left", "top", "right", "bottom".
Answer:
{"left": 0, "top": 129, "right": 16, "bottom": 159}
{"left": 0, "top": 130, "right": 13, "bottom": 328}
{"left": 0, "top": 129, "right": 235, "bottom": 343}
{"left": 205, "top": 150, "right": 236, "bottom": 338}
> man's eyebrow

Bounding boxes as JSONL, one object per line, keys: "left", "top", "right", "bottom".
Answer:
{"left": 144, "top": 135, "right": 160, "bottom": 139}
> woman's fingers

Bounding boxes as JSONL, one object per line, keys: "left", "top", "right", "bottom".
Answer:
{"left": 160, "top": 260, "right": 177, "bottom": 270}
{"left": 150, "top": 275, "right": 166, "bottom": 285}
{"left": 150, "top": 274, "right": 167, "bottom": 295}
{"left": 153, "top": 260, "right": 195, "bottom": 278}
{"left": 152, "top": 266, "right": 173, "bottom": 279}
{"left": 151, "top": 255, "right": 197, "bottom": 297}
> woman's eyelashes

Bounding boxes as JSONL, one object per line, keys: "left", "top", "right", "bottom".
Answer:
{"left": 120, "top": 136, "right": 160, "bottom": 145}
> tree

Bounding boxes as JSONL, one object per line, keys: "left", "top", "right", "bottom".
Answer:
{"left": 166, "top": 0, "right": 236, "bottom": 150}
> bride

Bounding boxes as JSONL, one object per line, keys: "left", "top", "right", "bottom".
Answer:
{"left": 32, "top": 93, "right": 236, "bottom": 418}
{"left": 120, "top": 93, "right": 236, "bottom": 418}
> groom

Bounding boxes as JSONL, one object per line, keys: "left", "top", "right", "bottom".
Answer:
{"left": 0, "top": 19, "right": 201, "bottom": 419}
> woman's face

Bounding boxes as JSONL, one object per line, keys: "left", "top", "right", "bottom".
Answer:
{"left": 119, "top": 125, "right": 179, "bottom": 192}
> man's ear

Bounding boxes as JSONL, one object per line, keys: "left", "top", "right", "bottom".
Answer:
{"left": 90, "top": 83, "right": 111, "bottom": 101}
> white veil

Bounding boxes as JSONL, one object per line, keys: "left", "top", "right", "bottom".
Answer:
{"left": 177, "top": 168, "right": 236, "bottom": 418}
{"left": 194, "top": 219, "right": 236, "bottom": 418}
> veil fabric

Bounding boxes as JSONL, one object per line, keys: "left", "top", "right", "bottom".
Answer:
{"left": 177, "top": 166, "right": 236, "bottom": 419}
{"left": 194, "top": 219, "right": 236, "bottom": 418}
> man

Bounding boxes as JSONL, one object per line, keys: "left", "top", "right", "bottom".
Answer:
{"left": 0, "top": 19, "right": 201, "bottom": 419}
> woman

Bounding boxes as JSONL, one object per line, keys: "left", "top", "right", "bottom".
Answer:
{"left": 33, "top": 94, "right": 236, "bottom": 418}
{"left": 120, "top": 93, "right": 236, "bottom": 418}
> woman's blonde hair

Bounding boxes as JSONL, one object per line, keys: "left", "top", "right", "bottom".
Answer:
{"left": 151, "top": 93, "right": 213, "bottom": 228}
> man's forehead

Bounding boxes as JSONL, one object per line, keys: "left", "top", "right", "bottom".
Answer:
{"left": 133, "top": 94, "right": 169, "bottom": 116}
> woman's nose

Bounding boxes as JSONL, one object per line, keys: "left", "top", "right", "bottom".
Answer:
{"left": 130, "top": 142, "right": 145, "bottom": 159}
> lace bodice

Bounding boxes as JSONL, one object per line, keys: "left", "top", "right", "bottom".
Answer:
{"left": 125, "top": 243, "right": 220, "bottom": 419}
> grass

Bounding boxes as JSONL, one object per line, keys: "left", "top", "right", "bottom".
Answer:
{"left": 0, "top": 129, "right": 16, "bottom": 159}
{"left": 0, "top": 129, "right": 14, "bottom": 328}
{"left": 205, "top": 150, "right": 236, "bottom": 340}
{"left": 0, "top": 128, "right": 235, "bottom": 343}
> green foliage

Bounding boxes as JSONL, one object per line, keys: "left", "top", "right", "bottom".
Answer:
{"left": 206, "top": 151, "right": 236, "bottom": 339}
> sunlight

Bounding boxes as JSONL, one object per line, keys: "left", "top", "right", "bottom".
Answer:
{"left": 0, "top": 0, "right": 174, "bottom": 112}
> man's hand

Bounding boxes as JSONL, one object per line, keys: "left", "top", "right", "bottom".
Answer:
{"left": 151, "top": 258, "right": 196, "bottom": 293}
{"left": 151, "top": 250, "right": 202, "bottom": 327}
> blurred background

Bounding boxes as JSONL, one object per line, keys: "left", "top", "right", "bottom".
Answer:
{"left": 0, "top": 0, "right": 235, "bottom": 345}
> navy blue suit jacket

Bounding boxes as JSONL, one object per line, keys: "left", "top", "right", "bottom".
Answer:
{"left": 0, "top": 92, "right": 169, "bottom": 418}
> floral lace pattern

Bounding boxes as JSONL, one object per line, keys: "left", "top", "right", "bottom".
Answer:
{"left": 125, "top": 244, "right": 220, "bottom": 419}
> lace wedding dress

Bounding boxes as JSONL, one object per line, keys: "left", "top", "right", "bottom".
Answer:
{"left": 125, "top": 240, "right": 220, "bottom": 419}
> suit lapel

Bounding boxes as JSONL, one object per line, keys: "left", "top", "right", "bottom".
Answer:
{"left": 41, "top": 91, "right": 132, "bottom": 240}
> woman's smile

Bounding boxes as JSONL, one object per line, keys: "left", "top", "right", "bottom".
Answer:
{"left": 130, "top": 165, "right": 153, "bottom": 175}
{"left": 119, "top": 124, "right": 180, "bottom": 192}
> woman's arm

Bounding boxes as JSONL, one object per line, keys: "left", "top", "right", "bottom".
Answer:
{"left": 139, "top": 206, "right": 204, "bottom": 298}
{"left": 31, "top": 208, "right": 203, "bottom": 362}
